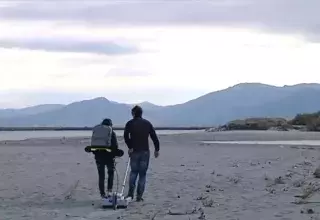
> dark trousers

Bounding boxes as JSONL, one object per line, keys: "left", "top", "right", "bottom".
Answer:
{"left": 95, "top": 155, "right": 115, "bottom": 196}
{"left": 128, "top": 150, "right": 150, "bottom": 199}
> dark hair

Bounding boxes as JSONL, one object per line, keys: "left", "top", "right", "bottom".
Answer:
{"left": 132, "top": 105, "right": 143, "bottom": 118}
{"left": 101, "top": 118, "right": 113, "bottom": 126}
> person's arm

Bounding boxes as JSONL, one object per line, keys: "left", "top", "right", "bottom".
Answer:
{"left": 111, "top": 131, "right": 118, "bottom": 149}
{"left": 123, "top": 121, "right": 131, "bottom": 149}
{"left": 149, "top": 122, "right": 160, "bottom": 152}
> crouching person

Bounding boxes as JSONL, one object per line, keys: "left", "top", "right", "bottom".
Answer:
{"left": 91, "top": 118, "right": 118, "bottom": 198}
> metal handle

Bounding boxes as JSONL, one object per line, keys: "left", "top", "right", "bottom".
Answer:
{"left": 120, "top": 157, "right": 130, "bottom": 195}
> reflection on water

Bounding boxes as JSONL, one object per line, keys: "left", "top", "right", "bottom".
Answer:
{"left": 202, "top": 140, "right": 320, "bottom": 146}
{"left": 0, "top": 130, "right": 203, "bottom": 141}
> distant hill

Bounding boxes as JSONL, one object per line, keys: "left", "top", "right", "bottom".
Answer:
{"left": 0, "top": 104, "right": 65, "bottom": 119}
{"left": 126, "top": 101, "right": 162, "bottom": 110}
{"left": 150, "top": 83, "right": 320, "bottom": 126}
{"left": 135, "top": 101, "right": 163, "bottom": 110}
{"left": 0, "top": 97, "right": 163, "bottom": 127}
{"left": 0, "top": 98, "right": 131, "bottom": 127}
{"left": 2, "top": 83, "right": 320, "bottom": 127}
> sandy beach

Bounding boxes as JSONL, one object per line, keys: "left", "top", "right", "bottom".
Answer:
{"left": 2, "top": 130, "right": 320, "bottom": 220}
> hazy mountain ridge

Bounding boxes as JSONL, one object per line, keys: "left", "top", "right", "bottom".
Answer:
{"left": 1, "top": 83, "right": 320, "bottom": 127}
{"left": 0, "top": 104, "right": 65, "bottom": 119}
{"left": 135, "top": 101, "right": 163, "bottom": 110}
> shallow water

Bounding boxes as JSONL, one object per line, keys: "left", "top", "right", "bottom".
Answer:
{"left": 202, "top": 140, "right": 320, "bottom": 146}
{"left": 0, "top": 130, "right": 203, "bottom": 141}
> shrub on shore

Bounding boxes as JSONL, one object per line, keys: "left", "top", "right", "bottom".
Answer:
{"left": 208, "top": 111, "right": 320, "bottom": 132}
{"left": 289, "top": 111, "right": 320, "bottom": 131}
{"left": 226, "top": 118, "right": 290, "bottom": 131}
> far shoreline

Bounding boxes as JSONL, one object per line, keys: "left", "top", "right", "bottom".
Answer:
{"left": 0, "top": 126, "right": 210, "bottom": 131}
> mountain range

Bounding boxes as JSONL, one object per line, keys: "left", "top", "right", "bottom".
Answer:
{"left": 1, "top": 83, "right": 320, "bottom": 127}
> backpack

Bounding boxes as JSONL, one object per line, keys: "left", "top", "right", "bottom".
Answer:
{"left": 90, "top": 124, "right": 112, "bottom": 147}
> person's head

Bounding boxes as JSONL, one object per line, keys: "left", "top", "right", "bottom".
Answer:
{"left": 131, "top": 105, "right": 143, "bottom": 118}
{"left": 101, "top": 118, "right": 113, "bottom": 126}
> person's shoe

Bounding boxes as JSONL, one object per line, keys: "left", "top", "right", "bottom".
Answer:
{"left": 136, "top": 197, "right": 144, "bottom": 202}
{"left": 106, "top": 191, "right": 113, "bottom": 197}
{"left": 125, "top": 194, "right": 133, "bottom": 200}
{"left": 101, "top": 192, "right": 113, "bottom": 199}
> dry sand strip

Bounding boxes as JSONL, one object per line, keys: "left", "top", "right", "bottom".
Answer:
{"left": 1, "top": 131, "right": 320, "bottom": 219}
{"left": 201, "top": 140, "right": 320, "bottom": 146}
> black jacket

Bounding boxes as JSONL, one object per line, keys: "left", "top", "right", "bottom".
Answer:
{"left": 124, "top": 117, "right": 160, "bottom": 152}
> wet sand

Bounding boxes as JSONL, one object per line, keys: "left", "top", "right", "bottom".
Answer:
{"left": 1, "top": 131, "right": 320, "bottom": 220}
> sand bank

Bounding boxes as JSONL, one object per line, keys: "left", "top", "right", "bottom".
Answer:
{"left": 1, "top": 131, "right": 320, "bottom": 219}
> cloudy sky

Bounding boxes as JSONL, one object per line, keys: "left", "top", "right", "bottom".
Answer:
{"left": 1, "top": 0, "right": 320, "bottom": 108}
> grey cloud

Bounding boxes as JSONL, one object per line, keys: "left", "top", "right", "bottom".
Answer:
{"left": 0, "top": 37, "right": 139, "bottom": 55}
{"left": 1, "top": 0, "right": 320, "bottom": 41}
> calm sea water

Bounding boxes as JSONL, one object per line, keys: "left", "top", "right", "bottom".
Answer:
{"left": 0, "top": 130, "right": 203, "bottom": 141}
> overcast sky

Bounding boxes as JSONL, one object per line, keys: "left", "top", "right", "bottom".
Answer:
{"left": 1, "top": 0, "right": 320, "bottom": 108}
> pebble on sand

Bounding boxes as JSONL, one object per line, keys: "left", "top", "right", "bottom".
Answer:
{"left": 313, "top": 166, "right": 320, "bottom": 178}
{"left": 301, "top": 208, "right": 315, "bottom": 214}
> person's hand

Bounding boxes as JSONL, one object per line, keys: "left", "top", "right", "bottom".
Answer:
{"left": 154, "top": 151, "right": 159, "bottom": 158}
{"left": 128, "top": 148, "right": 133, "bottom": 156}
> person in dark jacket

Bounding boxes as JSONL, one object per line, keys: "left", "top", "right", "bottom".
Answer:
{"left": 92, "top": 118, "right": 119, "bottom": 198}
{"left": 124, "top": 105, "right": 160, "bottom": 202}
